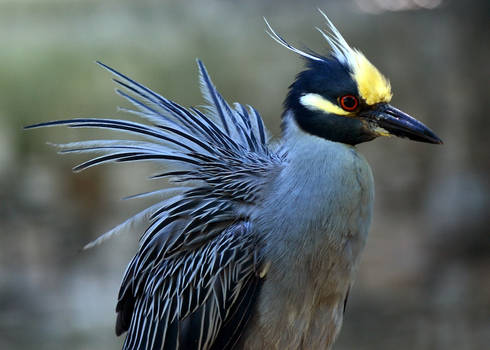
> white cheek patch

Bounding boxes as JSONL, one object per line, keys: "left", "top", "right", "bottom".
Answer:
{"left": 299, "top": 93, "right": 350, "bottom": 116}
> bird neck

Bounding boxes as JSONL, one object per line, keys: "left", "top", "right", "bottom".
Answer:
{"left": 281, "top": 109, "right": 357, "bottom": 148}
{"left": 279, "top": 111, "right": 361, "bottom": 183}
{"left": 259, "top": 111, "right": 374, "bottom": 283}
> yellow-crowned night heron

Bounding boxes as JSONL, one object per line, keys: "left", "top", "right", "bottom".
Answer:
{"left": 28, "top": 11, "right": 442, "bottom": 350}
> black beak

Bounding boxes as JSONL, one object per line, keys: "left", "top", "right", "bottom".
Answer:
{"left": 366, "top": 104, "right": 443, "bottom": 144}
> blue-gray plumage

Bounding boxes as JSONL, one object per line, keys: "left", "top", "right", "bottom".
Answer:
{"left": 27, "top": 10, "right": 441, "bottom": 350}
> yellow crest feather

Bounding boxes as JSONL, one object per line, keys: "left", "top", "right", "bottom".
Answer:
{"left": 266, "top": 10, "right": 393, "bottom": 106}
{"left": 350, "top": 50, "right": 392, "bottom": 105}
{"left": 317, "top": 10, "right": 392, "bottom": 105}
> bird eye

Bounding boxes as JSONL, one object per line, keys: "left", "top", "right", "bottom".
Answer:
{"left": 339, "top": 95, "right": 359, "bottom": 111}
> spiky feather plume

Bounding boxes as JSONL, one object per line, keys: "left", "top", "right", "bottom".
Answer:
{"left": 27, "top": 59, "right": 285, "bottom": 350}
{"left": 266, "top": 9, "right": 392, "bottom": 105}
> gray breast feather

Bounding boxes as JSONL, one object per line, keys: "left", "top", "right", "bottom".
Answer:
{"left": 241, "top": 117, "right": 374, "bottom": 349}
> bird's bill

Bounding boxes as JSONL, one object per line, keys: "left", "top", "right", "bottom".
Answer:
{"left": 366, "top": 104, "right": 443, "bottom": 144}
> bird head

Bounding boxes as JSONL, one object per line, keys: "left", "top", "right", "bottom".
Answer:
{"left": 267, "top": 11, "right": 442, "bottom": 145}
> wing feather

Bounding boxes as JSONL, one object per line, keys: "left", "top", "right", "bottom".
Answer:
{"left": 27, "top": 60, "right": 283, "bottom": 349}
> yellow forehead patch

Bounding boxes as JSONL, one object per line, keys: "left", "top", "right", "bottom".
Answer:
{"left": 351, "top": 50, "right": 392, "bottom": 105}
{"left": 299, "top": 93, "right": 350, "bottom": 116}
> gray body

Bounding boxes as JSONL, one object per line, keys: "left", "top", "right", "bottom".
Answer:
{"left": 241, "top": 114, "right": 374, "bottom": 349}
{"left": 29, "top": 59, "right": 381, "bottom": 350}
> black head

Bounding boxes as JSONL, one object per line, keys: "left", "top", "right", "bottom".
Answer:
{"left": 285, "top": 57, "right": 378, "bottom": 145}
{"left": 267, "top": 11, "right": 442, "bottom": 145}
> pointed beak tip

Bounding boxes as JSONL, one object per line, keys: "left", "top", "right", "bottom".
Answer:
{"left": 425, "top": 138, "right": 443, "bottom": 145}
{"left": 372, "top": 104, "right": 443, "bottom": 146}
{"left": 407, "top": 134, "right": 443, "bottom": 145}
{"left": 425, "top": 131, "right": 443, "bottom": 145}
{"left": 414, "top": 132, "right": 443, "bottom": 145}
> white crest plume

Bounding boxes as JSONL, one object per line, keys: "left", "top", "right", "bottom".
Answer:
{"left": 264, "top": 17, "right": 323, "bottom": 62}
{"left": 265, "top": 9, "right": 357, "bottom": 68}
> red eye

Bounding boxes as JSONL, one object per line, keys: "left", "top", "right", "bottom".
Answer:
{"left": 339, "top": 95, "right": 359, "bottom": 111}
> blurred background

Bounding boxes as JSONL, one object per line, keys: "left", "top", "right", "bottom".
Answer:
{"left": 1, "top": 0, "right": 489, "bottom": 349}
